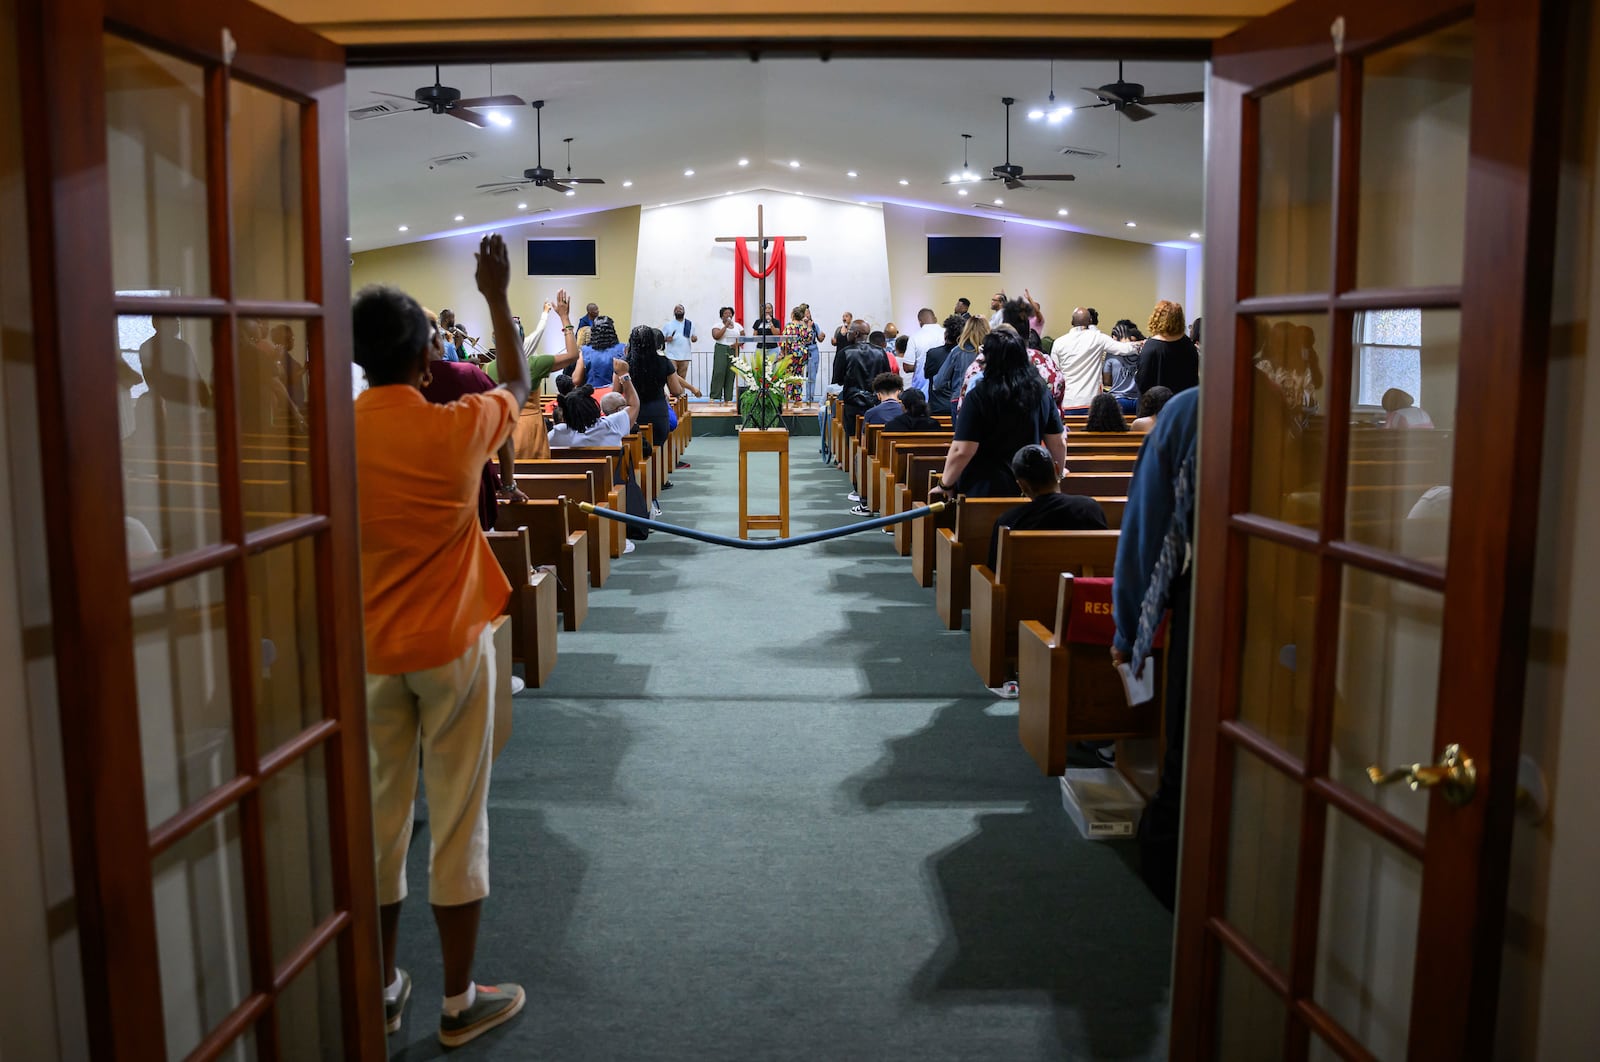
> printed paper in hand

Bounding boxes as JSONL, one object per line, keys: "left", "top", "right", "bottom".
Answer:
{"left": 1117, "top": 661, "right": 1156, "bottom": 706}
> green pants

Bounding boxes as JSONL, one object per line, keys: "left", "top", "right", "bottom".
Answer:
{"left": 710, "top": 344, "right": 737, "bottom": 401}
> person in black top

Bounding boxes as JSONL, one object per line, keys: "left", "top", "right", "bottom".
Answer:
{"left": 986, "top": 444, "right": 1109, "bottom": 569}
{"left": 884, "top": 388, "right": 941, "bottom": 432}
{"left": 920, "top": 315, "right": 962, "bottom": 384}
{"left": 840, "top": 322, "right": 889, "bottom": 439}
{"left": 861, "top": 372, "right": 906, "bottom": 428}
{"left": 1136, "top": 299, "right": 1201, "bottom": 395}
{"left": 933, "top": 331, "right": 1066, "bottom": 499}
{"left": 1085, "top": 393, "right": 1130, "bottom": 433}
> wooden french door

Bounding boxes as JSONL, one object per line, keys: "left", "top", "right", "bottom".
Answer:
{"left": 19, "top": 0, "right": 384, "bottom": 1057}
{"left": 1171, "top": 0, "right": 1565, "bottom": 1058}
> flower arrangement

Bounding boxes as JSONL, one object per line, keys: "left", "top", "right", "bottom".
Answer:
{"left": 731, "top": 351, "right": 803, "bottom": 429}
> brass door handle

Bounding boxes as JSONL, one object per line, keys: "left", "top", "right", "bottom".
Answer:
{"left": 1366, "top": 743, "right": 1477, "bottom": 806}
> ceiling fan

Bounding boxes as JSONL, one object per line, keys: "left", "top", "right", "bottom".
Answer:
{"left": 1081, "top": 61, "right": 1204, "bottom": 122}
{"left": 368, "top": 65, "right": 525, "bottom": 128}
{"left": 476, "top": 100, "right": 606, "bottom": 196}
{"left": 943, "top": 98, "right": 1076, "bottom": 190}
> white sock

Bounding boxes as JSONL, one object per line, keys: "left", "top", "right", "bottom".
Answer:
{"left": 443, "top": 983, "right": 477, "bottom": 1017}
{"left": 384, "top": 971, "right": 404, "bottom": 1004}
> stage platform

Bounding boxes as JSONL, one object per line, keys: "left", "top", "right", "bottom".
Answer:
{"left": 689, "top": 401, "right": 822, "bottom": 437}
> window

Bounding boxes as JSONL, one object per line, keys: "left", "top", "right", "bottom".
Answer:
{"left": 1354, "top": 308, "right": 1422, "bottom": 407}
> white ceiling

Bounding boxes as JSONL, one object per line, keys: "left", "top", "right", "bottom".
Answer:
{"left": 346, "top": 57, "right": 1205, "bottom": 252}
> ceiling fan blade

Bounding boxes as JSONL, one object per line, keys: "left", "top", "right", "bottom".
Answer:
{"left": 371, "top": 90, "right": 422, "bottom": 102}
{"left": 1024, "top": 174, "right": 1076, "bottom": 181}
{"left": 359, "top": 105, "right": 427, "bottom": 119}
{"left": 475, "top": 180, "right": 529, "bottom": 189}
{"left": 455, "top": 94, "right": 526, "bottom": 109}
{"left": 448, "top": 108, "right": 490, "bottom": 128}
{"left": 1139, "top": 92, "right": 1205, "bottom": 106}
{"left": 1083, "top": 86, "right": 1129, "bottom": 103}
{"left": 564, "top": 177, "right": 605, "bottom": 185}
{"left": 1004, "top": 178, "right": 1024, "bottom": 191}
{"left": 545, "top": 181, "right": 573, "bottom": 194}
{"left": 1122, "top": 104, "right": 1157, "bottom": 122}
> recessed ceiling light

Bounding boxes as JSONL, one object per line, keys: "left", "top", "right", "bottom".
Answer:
{"left": 957, "top": 189, "right": 968, "bottom": 197}
{"left": 738, "top": 158, "right": 749, "bottom": 167}
{"left": 397, "top": 225, "right": 408, "bottom": 232}
{"left": 994, "top": 198, "right": 1004, "bottom": 205}
{"left": 1057, "top": 208, "right": 1069, "bottom": 216}
{"left": 684, "top": 169, "right": 695, "bottom": 177}
{"left": 622, "top": 180, "right": 633, "bottom": 187}
{"left": 847, "top": 171, "right": 858, "bottom": 178}
{"left": 1125, "top": 221, "right": 1137, "bottom": 228}
{"left": 789, "top": 160, "right": 800, "bottom": 168}
{"left": 565, "top": 189, "right": 576, "bottom": 196}
{"left": 1027, "top": 108, "right": 1045, "bottom": 120}
{"left": 898, "top": 178, "right": 909, "bottom": 186}
{"left": 486, "top": 111, "right": 512, "bottom": 128}
{"left": 1190, "top": 231, "right": 1202, "bottom": 239}
{"left": 454, "top": 214, "right": 465, "bottom": 222}
{"left": 345, "top": 236, "right": 352, "bottom": 241}
{"left": 517, "top": 202, "right": 528, "bottom": 210}
{"left": 949, "top": 173, "right": 961, "bottom": 183}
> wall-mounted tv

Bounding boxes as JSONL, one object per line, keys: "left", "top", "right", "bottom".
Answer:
{"left": 926, "top": 236, "right": 1002, "bottom": 274}
{"left": 527, "top": 238, "right": 597, "bottom": 276}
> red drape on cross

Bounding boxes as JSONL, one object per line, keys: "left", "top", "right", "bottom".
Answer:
{"left": 733, "top": 236, "right": 786, "bottom": 326}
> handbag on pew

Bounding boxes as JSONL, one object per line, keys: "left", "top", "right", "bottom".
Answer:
{"left": 621, "top": 466, "right": 650, "bottom": 540}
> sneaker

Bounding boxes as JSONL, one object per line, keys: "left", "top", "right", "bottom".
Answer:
{"left": 988, "top": 680, "right": 1020, "bottom": 700}
{"left": 881, "top": 526, "right": 895, "bottom": 534}
{"left": 509, "top": 675, "right": 525, "bottom": 695}
{"left": 850, "top": 504, "right": 872, "bottom": 517}
{"left": 438, "top": 982, "right": 526, "bottom": 1048}
{"left": 662, "top": 481, "right": 675, "bottom": 490}
{"left": 384, "top": 969, "right": 411, "bottom": 1034}
{"left": 847, "top": 492, "right": 861, "bottom": 502}
{"left": 650, "top": 500, "right": 662, "bottom": 517}
{"left": 623, "top": 539, "right": 636, "bottom": 554}
{"left": 676, "top": 460, "right": 691, "bottom": 469}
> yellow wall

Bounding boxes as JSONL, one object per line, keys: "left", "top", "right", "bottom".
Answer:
{"left": 882, "top": 203, "right": 1191, "bottom": 338}
{"left": 259, "top": 0, "right": 1271, "bottom": 46}
{"left": 350, "top": 205, "right": 642, "bottom": 338}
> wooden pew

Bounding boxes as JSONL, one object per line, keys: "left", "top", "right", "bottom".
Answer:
{"left": 873, "top": 432, "right": 949, "bottom": 517}
{"left": 969, "top": 528, "right": 1121, "bottom": 688}
{"left": 1064, "top": 455, "right": 1138, "bottom": 475}
{"left": 897, "top": 455, "right": 946, "bottom": 559}
{"left": 485, "top": 528, "right": 560, "bottom": 688}
{"left": 934, "top": 496, "right": 1024, "bottom": 629}
{"left": 512, "top": 472, "right": 609, "bottom": 589}
{"left": 524, "top": 453, "right": 627, "bottom": 558}
{"left": 1060, "top": 472, "right": 1132, "bottom": 498}
{"left": 1018, "top": 573, "right": 1165, "bottom": 775}
{"left": 852, "top": 422, "right": 884, "bottom": 500}
{"left": 494, "top": 499, "right": 589, "bottom": 631}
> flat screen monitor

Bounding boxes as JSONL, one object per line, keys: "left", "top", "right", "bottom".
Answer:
{"left": 527, "top": 238, "right": 597, "bottom": 276}
{"left": 926, "top": 236, "right": 1002, "bottom": 274}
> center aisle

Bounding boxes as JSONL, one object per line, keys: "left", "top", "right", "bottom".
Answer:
{"left": 395, "top": 435, "right": 1174, "bottom": 1061}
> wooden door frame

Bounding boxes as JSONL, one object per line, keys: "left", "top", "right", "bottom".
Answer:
{"left": 1172, "top": 0, "right": 1567, "bottom": 1057}
{"left": 16, "top": 0, "right": 384, "bottom": 1056}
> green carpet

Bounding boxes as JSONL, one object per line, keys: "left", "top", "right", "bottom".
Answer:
{"left": 390, "top": 436, "right": 1174, "bottom": 1060}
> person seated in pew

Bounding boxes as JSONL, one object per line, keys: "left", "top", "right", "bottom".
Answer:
{"left": 931, "top": 330, "right": 1067, "bottom": 501}
{"left": 1382, "top": 387, "right": 1435, "bottom": 430}
{"left": 1129, "top": 385, "right": 1174, "bottom": 433}
{"left": 351, "top": 234, "right": 530, "bottom": 1047}
{"left": 985, "top": 444, "right": 1109, "bottom": 570}
{"left": 1085, "top": 392, "right": 1131, "bottom": 433}
{"left": 862, "top": 372, "right": 906, "bottom": 428}
{"left": 550, "top": 375, "right": 639, "bottom": 448}
{"left": 883, "top": 387, "right": 941, "bottom": 433}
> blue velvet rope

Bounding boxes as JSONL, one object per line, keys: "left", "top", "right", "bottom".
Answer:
{"left": 578, "top": 501, "right": 946, "bottom": 551}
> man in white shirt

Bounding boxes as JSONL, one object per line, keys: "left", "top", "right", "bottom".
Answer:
{"left": 709, "top": 306, "right": 744, "bottom": 402}
{"left": 987, "top": 291, "right": 1007, "bottom": 327}
{"left": 661, "top": 303, "right": 697, "bottom": 387}
{"left": 905, "top": 308, "right": 944, "bottom": 390}
{"left": 1052, "top": 306, "right": 1139, "bottom": 412}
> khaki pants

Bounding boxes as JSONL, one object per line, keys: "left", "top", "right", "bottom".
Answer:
{"left": 367, "top": 622, "right": 496, "bottom": 907}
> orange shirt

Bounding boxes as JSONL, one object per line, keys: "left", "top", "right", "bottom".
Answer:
{"left": 355, "top": 384, "right": 519, "bottom": 674}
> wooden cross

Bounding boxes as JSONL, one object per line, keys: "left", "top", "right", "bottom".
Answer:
{"left": 714, "top": 204, "right": 806, "bottom": 340}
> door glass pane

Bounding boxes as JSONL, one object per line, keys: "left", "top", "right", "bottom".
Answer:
{"left": 104, "top": 36, "right": 210, "bottom": 297}
{"left": 121, "top": 314, "right": 223, "bottom": 567}
{"left": 1223, "top": 747, "right": 1303, "bottom": 972}
{"left": 1237, "top": 536, "right": 1317, "bottom": 758}
{"left": 250, "top": 537, "right": 324, "bottom": 753}
{"left": 1255, "top": 71, "right": 1336, "bottom": 296}
{"left": 153, "top": 806, "right": 251, "bottom": 1059}
{"left": 263, "top": 744, "right": 336, "bottom": 965}
{"left": 1247, "top": 314, "right": 1328, "bottom": 526}
{"left": 1331, "top": 568, "right": 1443, "bottom": 837}
{"left": 1356, "top": 21, "right": 1475, "bottom": 290}
{"left": 1216, "top": 943, "right": 1287, "bottom": 1061}
{"left": 136, "top": 567, "right": 235, "bottom": 828}
{"left": 239, "top": 318, "right": 315, "bottom": 529}
{"left": 1315, "top": 807, "right": 1421, "bottom": 1060}
{"left": 1345, "top": 309, "right": 1457, "bottom": 562}
{"left": 231, "top": 81, "right": 304, "bottom": 301}
{"left": 275, "top": 941, "right": 343, "bottom": 1060}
